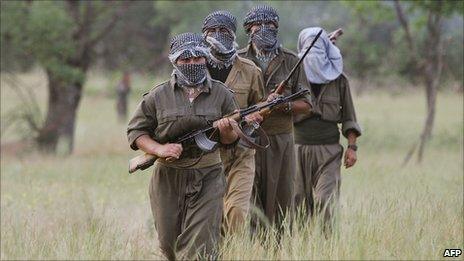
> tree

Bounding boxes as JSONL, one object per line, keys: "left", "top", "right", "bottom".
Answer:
{"left": 394, "top": 0, "right": 463, "bottom": 164}
{"left": 1, "top": 1, "right": 129, "bottom": 154}
{"left": 97, "top": 2, "right": 169, "bottom": 73}
{"left": 340, "top": 1, "right": 397, "bottom": 91}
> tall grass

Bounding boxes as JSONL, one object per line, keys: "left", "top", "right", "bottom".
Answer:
{"left": 1, "top": 71, "right": 463, "bottom": 260}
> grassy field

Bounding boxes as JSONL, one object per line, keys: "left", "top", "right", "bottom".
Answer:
{"left": 1, "top": 70, "right": 463, "bottom": 260}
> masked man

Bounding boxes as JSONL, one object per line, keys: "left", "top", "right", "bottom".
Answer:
{"left": 238, "top": 5, "right": 312, "bottom": 227}
{"left": 202, "top": 10, "right": 265, "bottom": 234}
{"left": 293, "top": 27, "right": 362, "bottom": 232}
{"left": 127, "top": 33, "right": 238, "bottom": 260}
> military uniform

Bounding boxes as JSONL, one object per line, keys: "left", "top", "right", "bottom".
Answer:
{"left": 294, "top": 74, "right": 362, "bottom": 225}
{"left": 202, "top": 10, "right": 266, "bottom": 233}
{"left": 215, "top": 56, "right": 264, "bottom": 232}
{"left": 238, "top": 45, "right": 311, "bottom": 225}
{"left": 127, "top": 75, "right": 236, "bottom": 260}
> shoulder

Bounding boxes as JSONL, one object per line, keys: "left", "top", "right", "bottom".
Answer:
{"left": 337, "top": 73, "right": 350, "bottom": 85}
{"left": 141, "top": 80, "right": 171, "bottom": 107}
{"left": 211, "top": 79, "right": 234, "bottom": 97}
{"left": 328, "top": 73, "right": 350, "bottom": 91}
{"left": 143, "top": 80, "right": 170, "bottom": 98}
{"left": 236, "top": 56, "right": 262, "bottom": 74}
{"left": 279, "top": 47, "right": 299, "bottom": 67}
{"left": 280, "top": 47, "right": 299, "bottom": 60}
{"left": 211, "top": 79, "right": 234, "bottom": 94}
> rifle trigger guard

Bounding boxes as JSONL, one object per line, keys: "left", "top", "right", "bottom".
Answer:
{"left": 232, "top": 121, "right": 270, "bottom": 150}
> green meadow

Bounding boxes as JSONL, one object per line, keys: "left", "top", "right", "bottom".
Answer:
{"left": 1, "top": 71, "right": 462, "bottom": 260}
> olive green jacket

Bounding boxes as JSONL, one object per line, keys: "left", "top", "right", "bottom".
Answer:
{"left": 127, "top": 75, "right": 236, "bottom": 168}
{"left": 295, "top": 74, "right": 362, "bottom": 138}
{"left": 238, "top": 45, "right": 311, "bottom": 135}
{"left": 224, "top": 56, "right": 265, "bottom": 109}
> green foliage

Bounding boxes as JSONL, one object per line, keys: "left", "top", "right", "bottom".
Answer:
{"left": 338, "top": 1, "right": 396, "bottom": 78}
{"left": 98, "top": 2, "right": 166, "bottom": 71}
{"left": 27, "top": 2, "right": 75, "bottom": 62}
{"left": 341, "top": 0, "right": 463, "bottom": 83}
{"left": 412, "top": 0, "right": 463, "bottom": 16}
{"left": 153, "top": 1, "right": 249, "bottom": 40}
{"left": 0, "top": 1, "right": 32, "bottom": 71}
{"left": 1, "top": 1, "right": 463, "bottom": 84}
{"left": 2, "top": 1, "right": 84, "bottom": 83}
{"left": 343, "top": 1, "right": 395, "bottom": 22}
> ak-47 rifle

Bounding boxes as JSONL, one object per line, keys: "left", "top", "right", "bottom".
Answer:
{"left": 128, "top": 29, "right": 325, "bottom": 174}
{"left": 128, "top": 90, "right": 308, "bottom": 173}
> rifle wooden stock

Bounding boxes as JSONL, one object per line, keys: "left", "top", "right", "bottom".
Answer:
{"left": 128, "top": 153, "right": 158, "bottom": 174}
{"left": 328, "top": 28, "right": 343, "bottom": 42}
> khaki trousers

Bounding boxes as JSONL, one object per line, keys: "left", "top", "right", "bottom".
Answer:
{"left": 149, "top": 162, "right": 225, "bottom": 260}
{"left": 253, "top": 133, "right": 296, "bottom": 226}
{"left": 294, "top": 144, "right": 343, "bottom": 227}
{"left": 220, "top": 145, "right": 255, "bottom": 233}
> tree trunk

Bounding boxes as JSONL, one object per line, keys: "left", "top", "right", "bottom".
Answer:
{"left": 34, "top": 2, "right": 125, "bottom": 154}
{"left": 416, "top": 9, "right": 443, "bottom": 163}
{"left": 36, "top": 69, "right": 83, "bottom": 154}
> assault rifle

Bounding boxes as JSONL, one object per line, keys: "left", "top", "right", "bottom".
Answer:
{"left": 128, "top": 89, "right": 309, "bottom": 174}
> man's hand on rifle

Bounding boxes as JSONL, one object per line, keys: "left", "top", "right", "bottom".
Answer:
{"left": 266, "top": 92, "right": 293, "bottom": 113}
{"left": 245, "top": 112, "right": 263, "bottom": 124}
{"left": 134, "top": 135, "right": 182, "bottom": 161}
{"left": 266, "top": 92, "right": 281, "bottom": 102}
{"left": 155, "top": 143, "right": 183, "bottom": 159}
{"left": 217, "top": 118, "right": 239, "bottom": 144}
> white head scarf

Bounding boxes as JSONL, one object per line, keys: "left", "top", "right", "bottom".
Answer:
{"left": 297, "top": 27, "right": 343, "bottom": 84}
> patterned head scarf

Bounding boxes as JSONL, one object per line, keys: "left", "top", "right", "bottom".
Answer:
{"left": 298, "top": 27, "right": 343, "bottom": 84}
{"left": 243, "top": 5, "right": 280, "bottom": 60}
{"left": 243, "top": 5, "right": 279, "bottom": 33}
{"left": 169, "top": 32, "right": 210, "bottom": 87}
{"left": 202, "top": 10, "right": 238, "bottom": 68}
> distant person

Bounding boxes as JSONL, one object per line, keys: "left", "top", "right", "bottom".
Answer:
{"left": 293, "top": 27, "right": 362, "bottom": 233}
{"left": 127, "top": 33, "right": 238, "bottom": 260}
{"left": 238, "top": 5, "right": 312, "bottom": 229}
{"left": 202, "top": 10, "right": 265, "bottom": 234}
{"left": 116, "top": 71, "right": 131, "bottom": 122}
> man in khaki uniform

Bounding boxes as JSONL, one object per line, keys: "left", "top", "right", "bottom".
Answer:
{"left": 293, "top": 27, "right": 362, "bottom": 232}
{"left": 238, "top": 5, "right": 312, "bottom": 227}
{"left": 202, "top": 10, "right": 265, "bottom": 233}
{"left": 127, "top": 33, "right": 238, "bottom": 260}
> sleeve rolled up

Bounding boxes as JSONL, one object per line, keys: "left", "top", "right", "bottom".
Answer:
{"left": 127, "top": 94, "right": 157, "bottom": 150}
